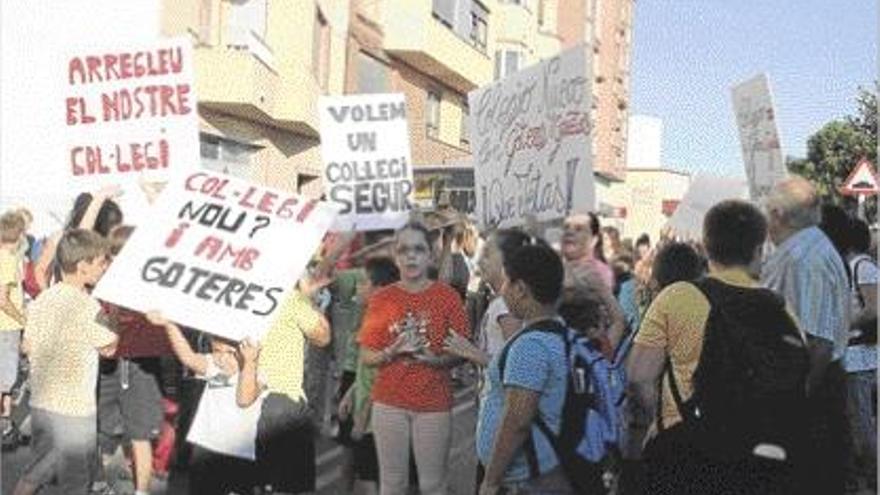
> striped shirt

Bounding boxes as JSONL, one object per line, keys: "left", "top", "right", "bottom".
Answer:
{"left": 762, "top": 226, "right": 850, "bottom": 361}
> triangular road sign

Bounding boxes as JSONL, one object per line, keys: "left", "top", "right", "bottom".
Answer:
{"left": 840, "top": 158, "right": 879, "bottom": 196}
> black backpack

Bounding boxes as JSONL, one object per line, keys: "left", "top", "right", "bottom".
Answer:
{"left": 498, "top": 319, "right": 614, "bottom": 493}
{"left": 662, "top": 277, "right": 811, "bottom": 463}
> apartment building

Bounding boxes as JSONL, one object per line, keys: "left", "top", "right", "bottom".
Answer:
{"left": 161, "top": 0, "right": 349, "bottom": 197}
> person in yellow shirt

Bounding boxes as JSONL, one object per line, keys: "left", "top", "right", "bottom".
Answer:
{"left": 237, "top": 275, "right": 331, "bottom": 495}
{"left": 14, "top": 229, "right": 118, "bottom": 495}
{"left": 623, "top": 200, "right": 807, "bottom": 495}
{"left": 0, "top": 211, "right": 26, "bottom": 435}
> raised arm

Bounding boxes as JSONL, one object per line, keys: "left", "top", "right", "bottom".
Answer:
{"left": 145, "top": 311, "right": 208, "bottom": 375}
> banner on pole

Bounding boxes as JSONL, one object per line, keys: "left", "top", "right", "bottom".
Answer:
{"left": 469, "top": 44, "right": 595, "bottom": 229}
{"left": 319, "top": 93, "right": 414, "bottom": 232}
{"left": 731, "top": 74, "right": 787, "bottom": 203}
{"left": 93, "top": 170, "right": 338, "bottom": 341}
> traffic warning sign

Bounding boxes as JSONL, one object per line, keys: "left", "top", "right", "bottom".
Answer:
{"left": 840, "top": 159, "right": 879, "bottom": 196}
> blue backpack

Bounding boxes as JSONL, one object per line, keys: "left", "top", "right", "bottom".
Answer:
{"left": 499, "top": 319, "right": 627, "bottom": 492}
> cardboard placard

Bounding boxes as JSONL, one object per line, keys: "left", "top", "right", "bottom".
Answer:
{"left": 731, "top": 74, "right": 787, "bottom": 203}
{"left": 469, "top": 45, "right": 595, "bottom": 229}
{"left": 319, "top": 93, "right": 414, "bottom": 232}
{"left": 93, "top": 170, "right": 337, "bottom": 341}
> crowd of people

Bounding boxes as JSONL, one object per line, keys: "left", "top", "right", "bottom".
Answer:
{"left": 0, "top": 173, "right": 876, "bottom": 495}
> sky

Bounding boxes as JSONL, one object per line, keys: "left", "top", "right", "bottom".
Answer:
{"left": 630, "top": 0, "right": 878, "bottom": 178}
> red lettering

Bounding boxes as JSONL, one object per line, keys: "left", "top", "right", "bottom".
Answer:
{"left": 119, "top": 52, "right": 133, "bottom": 79}
{"left": 133, "top": 52, "right": 146, "bottom": 78}
{"left": 177, "top": 84, "right": 192, "bottom": 114}
{"left": 159, "top": 85, "right": 177, "bottom": 116}
{"left": 68, "top": 58, "right": 86, "bottom": 85}
{"left": 159, "top": 139, "right": 169, "bottom": 168}
{"left": 239, "top": 187, "right": 257, "bottom": 209}
{"left": 103, "top": 54, "right": 120, "bottom": 80}
{"left": 66, "top": 98, "right": 78, "bottom": 125}
{"left": 257, "top": 192, "right": 277, "bottom": 214}
{"left": 185, "top": 172, "right": 209, "bottom": 192}
{"left": 86, "top": 56, "right": 103, "bottom": 83}
{"left": 116, "top": 144, "right": 130, "bottom": 172}
{"left": 296, "top": 199, "right": 318, "bottom": 223}
{"left": 71, "top": 147, "right": 85, "bottom": 176}
{"left": 130, "top": 143, "right": 145, "bottom": 170}
{"left": 276, "top": 197, "right": 299, "bottom": 219}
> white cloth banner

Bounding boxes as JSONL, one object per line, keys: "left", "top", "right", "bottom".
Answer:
{"left": 665, "top": 175, "right": 750, "bottom": 240}
{"left": 93, "top": 170, "right": 337, "bottom": 341}
{"left": 731, "top": 74, "right": 787, "bottom": 203}
{"left": 469, "top": 44, "right": 595, "bottom": 229}
{"left": 319, "top": 93, "right": 414, "bottom": 232}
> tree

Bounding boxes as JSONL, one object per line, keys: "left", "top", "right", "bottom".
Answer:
{"left": 787, "top": 83, "right": 878, "bottom": 222}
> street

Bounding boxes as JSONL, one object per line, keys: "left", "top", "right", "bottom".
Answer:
{"left": 0, "top": 384, "right": 478, "bottom": 495}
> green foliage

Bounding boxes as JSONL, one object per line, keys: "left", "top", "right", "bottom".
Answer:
{"left": 786, "top": 84, "right": 878, "bottom": 222}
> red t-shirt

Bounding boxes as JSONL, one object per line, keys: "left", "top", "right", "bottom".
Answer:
{"left": 358, "top": 282, "right": 469, "bottom": 412}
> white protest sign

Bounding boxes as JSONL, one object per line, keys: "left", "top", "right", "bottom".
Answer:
{"left": 731, "top": 74, "right": 787, "bottom": 203}
{"left": 319, "top": 93, "right": 414, "bottom": 232}
{"left": 1, "top": 0, "right": 163, "bottom": 236}
{"left": 665, "top": 175, "right": 749, "bottom": 240}
{"left": 93, "top": 170, "right": 338, "bottom": 341}
{"left": 469, "top": 44, "right": 594, "bottom": 229}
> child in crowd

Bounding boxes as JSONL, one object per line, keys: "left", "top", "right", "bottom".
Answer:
{"left": 338, "top": 256, "right": 401, "bottom": 495}
{"left": 14, "top": 229, "right": 118, "bottom": 495}
{"left": 146, "top": 312, "right": 264, "bottom": 495}
{"left": 0, "top": 211, "right": 26, "bottom": 440}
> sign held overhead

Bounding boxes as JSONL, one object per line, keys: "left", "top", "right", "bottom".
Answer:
{"left": 92, "top": 170, "right": 338, "bottom": 342}
{"left": 469, "top": 44, "right": 595, "bottom": 229}
{"left": 731, "top": 73, "right": 787, "bottom": 203}
{"left": 319, "top": 93, "right": 415, "bottom": 232}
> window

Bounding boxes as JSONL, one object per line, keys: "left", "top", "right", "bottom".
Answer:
{"left": 200, "top": 133, "right": 261, "bottom": 180}
{"left": 469, "top": 2, "right": 488, "bottom": 53}
{"left": 356, "top": 52, "right": 390, "bottom": 94}
{"left": 460, "top": 96, "right": 470, "bottom": 147}
{"left": 227, "top": 0, "right": 273, "bottom": 68}
{"left": 426, "top": 89, "right": 442, "bottom": 139}
{"left": 432, "top": 0, "right": 455, "bottom": 27}
{"left": 312, "top": 9, "right": 331, "bottom": 91}
{"left": 494, "top": 50, "right": 522, "bottom": 80}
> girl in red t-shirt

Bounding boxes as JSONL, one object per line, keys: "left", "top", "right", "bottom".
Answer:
{"left": 358, "top": 222, "right": 469, "bottom": 495}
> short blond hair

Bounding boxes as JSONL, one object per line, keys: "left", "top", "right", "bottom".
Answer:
{"left": 0, "top": 211, "right": 25, "bottom": 244}
{"left": 56, "top": 229, "right": 110, "bottom": 274}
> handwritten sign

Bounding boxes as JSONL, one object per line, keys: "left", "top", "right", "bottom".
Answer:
{"left": 93, "top": 170, "right": 337, "bottom": 341}
{"left": 731, "top": 74, "right": 787, "bottom": 203}
{"left": 0, "top": 0, "right": 164, "bottom": 236}
{"left": 319, "top": 94, "right": 414, "bottom": 231}
{"left": 665, "top": 175, "right": 749, "bottom": 240}
{"left": 469, "top": 45, "right": 595, "bottom": 229}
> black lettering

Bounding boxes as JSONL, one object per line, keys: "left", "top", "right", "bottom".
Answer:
{"left": 195, "top": 273, "right": 228, "bottom": 301}
{"left": 182, "top": 267, "right": 211, "bottom": 294}
{"left": 330, "top": 185, "right": 353, "bottom": 214}
{"left": 141, "top": 256, "right": 168, "bottom": 282}
{"left": 217, "top": 210, "right": 246, "bottom": 233}
{"left": 216, "top": 278, "right": 248, "bottom": 307}
{"left": 236, "top": 283, "right": 263, "bottom": 311}
{"left": 353, "top": 183, "right": 373, "bottom": 214}
{"left": 327, "top": 105, "right": 348, "bottom": 123}
{"left": 372, "top": 182, "right": 389, "bottom": 213}
{"left": 179, "top": 201, "right": 207, "bottom": 221}
{"left": 160, "top": 262, "right": 186, "bottom": 288}
{"left": 253, "top": 287, "right": 284, "bottom": 316}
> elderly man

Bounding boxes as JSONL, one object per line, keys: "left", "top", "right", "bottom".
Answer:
{"left": 761, "top": 176, "right": 850, "bottom": 495}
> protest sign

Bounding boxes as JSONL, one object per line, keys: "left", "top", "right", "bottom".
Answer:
{"left": 93, "top": 170, "right": 338, "bottom": 341}
{"left": 1, "top": 0, "right": 164, "bottom": 236}
{"left": 665, "top": 175, "right": 749, "bottom": 240}
{"left": 469, "top": 44, "right": 595, "bottom": 229}
{"left": 731, "top": 74, "right": 787, "bottom": 203}
{"left": 319, "top": 93, "right": 414, "bottom": 231}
